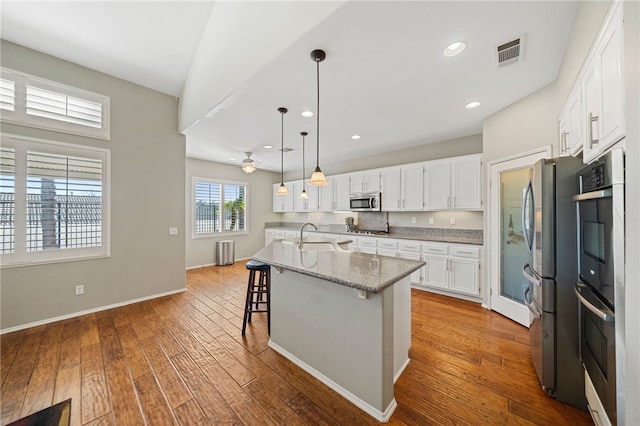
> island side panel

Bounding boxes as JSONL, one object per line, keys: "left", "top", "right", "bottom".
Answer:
{"left": 394, "top": 276, "right": 411, "bottom": 381}
{"left": 269, "top": 269, "right": 395, "bottom": 414}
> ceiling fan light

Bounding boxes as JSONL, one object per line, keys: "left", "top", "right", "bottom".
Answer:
{"left": 241, "top": 162, "right": 256, "bottom": 173}
{"left": 276, "top": 183, "right": 288, "bottom": 195}
{"left": 309, "top": 166, "right": 328, "bottom": 186}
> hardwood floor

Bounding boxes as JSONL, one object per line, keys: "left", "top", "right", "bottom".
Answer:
{"left": 1, "top": 262, "right": 592, "bottom": 425}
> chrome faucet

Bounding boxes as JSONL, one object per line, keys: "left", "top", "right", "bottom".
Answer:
{"left": 299, "top": 222, "right": 318, "bottom": 249}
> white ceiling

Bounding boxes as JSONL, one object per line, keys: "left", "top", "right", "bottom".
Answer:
{"left": 1, "top": 1, "right": 579, "bottom": 173}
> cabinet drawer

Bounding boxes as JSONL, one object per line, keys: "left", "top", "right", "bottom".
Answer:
{"left": 450, "top": 246, "right": 480, "bottom": 259}
{"left": 398, "top": 241, "right": 421, "bottom": 252}
{"left": 358, "top": 237, "right": 377, "bottom": 248}
{"left": 422, "top": 244, "right": 449, "bottom": 255}
{"left": 377, "top": 240, "right": 398, "bottom": 250}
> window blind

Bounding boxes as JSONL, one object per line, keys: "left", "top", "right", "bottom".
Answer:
{"left": 0, "top": 147, "right": 15, "bottom": 254}
{"left": 195, "top": 181, "right": 221, "bottom": 234}
{"left": 0, "top": 78, "right": 15, "bottom": 112}
{"left": 26, "top": 84, "right": 103, "bottom": 129}
{"left": 193, "top": 180, "right": 247, "bottom": 235}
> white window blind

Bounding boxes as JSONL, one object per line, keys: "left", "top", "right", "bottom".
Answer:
{"left": 0, "top": 67, "right": 110, "bottom": 140}
{"left": 1, "top": 135, "right": 110, "bottom": 267}
{"left": 193, "top": 178, "right": 248, "bottom": 236}
{"left": 0, "top": 147, "right": 15, "bottom": 254}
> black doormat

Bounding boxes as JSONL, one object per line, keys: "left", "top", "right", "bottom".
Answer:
{"left": 7, "top": 399, "right": 71, "bottom": 426}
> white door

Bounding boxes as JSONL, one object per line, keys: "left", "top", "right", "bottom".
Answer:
{"left": 488, "top": 147, "right": 551, "bottom": 327}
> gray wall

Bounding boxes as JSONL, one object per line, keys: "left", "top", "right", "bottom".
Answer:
{"left": 185, "top": 157, "right": 280, "bottom": 268}
{"left": 0, "top": 41, "right": 186, "bottom": 331}
{"left": 482, "top": 1, "right": 639, "bottom": 422}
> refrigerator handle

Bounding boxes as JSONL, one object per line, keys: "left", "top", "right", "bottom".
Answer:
{"left": 522, "top": 182, "right": 533, "bottom": 253}
{"left": 523, "top": 285, "right": 541, "bottom": 319}
{"left": 522, "top": 263, "right": 541, "bottom": 287}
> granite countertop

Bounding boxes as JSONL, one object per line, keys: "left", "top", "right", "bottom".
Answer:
{"left": 252, "top": 240, "right": 425, "bottom": 293}
{"left": 265, "top": 224, "right": 483, "bottom": 246}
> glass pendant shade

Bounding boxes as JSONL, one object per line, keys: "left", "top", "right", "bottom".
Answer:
{"left": 299, "top": 189, "right": 309, "bottom": 199}
{"left": 310, "top": 167, "right": 328, "bottom": 186}
{"left": 276, "top": 183, "right": 288, "bottom": 195}
{"left": 241, "top": 162, "right": 256, "bottom": 173}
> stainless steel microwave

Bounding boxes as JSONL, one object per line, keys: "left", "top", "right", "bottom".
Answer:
{"left": 349, "top": 192, "right": 381, "bottom": 211}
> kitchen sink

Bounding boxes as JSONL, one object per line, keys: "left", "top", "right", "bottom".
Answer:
{"left": 280, "top": 238, "right": 348, "bottom": 251}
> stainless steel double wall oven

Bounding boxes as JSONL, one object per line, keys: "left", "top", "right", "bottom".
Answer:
{"left": 573, "top": 149, "right": 624, "bottom": 424}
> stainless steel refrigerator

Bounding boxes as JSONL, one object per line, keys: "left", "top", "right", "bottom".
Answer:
{"left": 521, "top": 156, "right": 586, "bottom": 409}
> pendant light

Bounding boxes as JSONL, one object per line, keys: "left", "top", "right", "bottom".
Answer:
{"left": 299, "top": 131, "right": 309, "bottom": 199}
{"left": 276, "top": 107, "right": 289, "bottom": 195}
{"left": 308, "top": 49, "right": 329, "bottom": 186}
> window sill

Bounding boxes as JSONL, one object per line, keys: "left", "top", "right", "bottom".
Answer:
{"left": 191, "top": 231, "right": 250, "bottom": 240}
{"left": 1, "top": 253, "right": 110, "bottom": 269}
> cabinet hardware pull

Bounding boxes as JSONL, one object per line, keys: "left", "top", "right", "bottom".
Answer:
{"left": 457, "top": 250, "right": 473, "bottom": 254}
{"left": 589, "top": 113, "right": 600, "bottom": 146}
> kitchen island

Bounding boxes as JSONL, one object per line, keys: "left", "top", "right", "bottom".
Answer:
{"left": 252, "top": 239, "right": 424, "bottom": 422}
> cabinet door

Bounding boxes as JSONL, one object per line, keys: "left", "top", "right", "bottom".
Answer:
{"left": 349, "top": 173, "right": 365, "bottom": 194}
{"left": 423, "top": 255, "right": 448, "bottom": 289}
{"left": 380, "top": 168, "right": 401, "bottom": 211}
{"left": 452, "top": 156, "right": 482, "bottom": 210}
{"left": 305, "top": 184, "right": 319, "bottom": 211}
{"left": 558, "top": 113, "right": 571, "bottom": 157}
{"left": 449, "top": 258, "right": 479, "bottom": 296}
{"left": 424, "top": 161, "right": 450, "bottom": 210}
{"left": 567, "top": 87, "right": 584, "bottom": 156}
{"left": 318, "top": 177, "right": 334, "bottom": 212}
{"left": 402, "top": 164, "right": 424, "bottom": 210}
{"left": 364, "top": 170, "right": 381, "bottom": 192}
{"left": 399, "top": 251, "right": 422, "bottom": 285}
{"left": 334, "top": 174, "right": 351, "bottom": 210}
{"left": 582, "top": 2, "right": 624, "bottom": 163}
{"left": 292, "top": 180, "right": 306, "bottom": 211}
{"left": 273, "top": 183, "right": 293, "bottom": 212}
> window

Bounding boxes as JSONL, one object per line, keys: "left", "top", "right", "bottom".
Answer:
{"left": 192, "top": 178, "right": 248, "bottom": 237}
{"left": 1, "top": 68, "right": 110, "bottom": 140}
{"left": 0, "top": 134, "right": 110, "bottom": 267}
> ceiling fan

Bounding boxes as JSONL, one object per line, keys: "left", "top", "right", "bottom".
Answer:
{"left": 241, "top": 152, "right": 256, "bottom": 173}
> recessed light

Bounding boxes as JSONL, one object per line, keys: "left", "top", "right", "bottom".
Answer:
{"left": 351, "top": 135, "right": 361, "bottom": 140}
{"left": 443, "top": 41, "right": 466, "bottom": 57}
{"left": 263, "top": 144, "right": 273, "bottom": 149}
{"left": 301, "top": 110, "right": 314, "bottom": 118}
{"left": 465, "top": 101, "right": 482, "bottom": 109}
{"left": 229, "top": 157, "right": 236, "bottom": 161}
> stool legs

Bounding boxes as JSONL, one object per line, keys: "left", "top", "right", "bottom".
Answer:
{"left": 242, "top": 266, "right": 270, "bottom": 336}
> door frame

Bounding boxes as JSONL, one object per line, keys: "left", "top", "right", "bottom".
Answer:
{"left": 486, "top": 145, "right": 552, "bottom": 327}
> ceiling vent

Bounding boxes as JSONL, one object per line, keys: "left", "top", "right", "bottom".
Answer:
{"left": 279, "top": 147, "right": 294, "bottom": 153}
{"left": 496, "top": 37, "right": 523, "bottom": 68}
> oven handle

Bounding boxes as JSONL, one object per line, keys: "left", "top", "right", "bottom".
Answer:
{"left": 572, "top": 188, "right": 612, "bottom": 202}
{"left": 575, "top": 283, "right": 615, "bottom": 322}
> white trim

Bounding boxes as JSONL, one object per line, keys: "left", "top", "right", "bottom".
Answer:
{"left": 190, "top": 176, "right": 249, "bottom": 239}
{"left": 394, "top": 357, "right": 411, "bottom": 384}
{"left": 0, "top": 288, "right": 185, "bottom": 335}
{"left": 268, "top": 340, "right": 398, "bottom": 423}
{"left": 411, "top": 284, "right": 483, "bottom": 304}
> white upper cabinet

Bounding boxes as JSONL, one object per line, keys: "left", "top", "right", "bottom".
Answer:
{"left": 558, "top": 85, "right": 584, "bottom": 157}
{"left": 318, "top": 174, "right": 350, "bottom": 212}
{"left": 349, "top": 169, "right": 381, "bottom": 194}
{"left": 293, "top": 180, "right": 318, "bottom": 212}
{"left": 380, "top": 168, "right": 401, "bottom": 211}
{"left": 560, "top": 1, "right": 624, "bottom": 164}
{"left": 424, "top": 160, "right": 450, "bottom": 210}
{"left": 424, "top": 154, "right": 482, "bottom": 211}
{"left": 402, "top": 164, "right": 424, "bottom": 210}
{"left": 273, "top": 183, "right": 294, "bottom": 212}
{"left": 452, "top": 155, "right": 482, "bottom": 210}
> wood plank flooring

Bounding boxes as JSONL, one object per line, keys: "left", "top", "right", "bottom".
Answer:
{"left": 1, "top": 262, "right": 592, "bottom": 425}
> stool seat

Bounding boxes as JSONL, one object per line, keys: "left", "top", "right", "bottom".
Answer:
{"left": 242, "top": 260, "right": 271, "bottom": 336}
{"left": 246, "top": 260, "right": 270, "bottom": 271}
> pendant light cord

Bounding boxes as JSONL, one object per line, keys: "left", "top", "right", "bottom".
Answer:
{"left": 302, "top": 133, "right": 306, "bottom": 187}
{"left": 280, "top": 110, "right": 284, "bottom": 184}
{"left": 316, "top": 59, "right": 320, "bottom": 169}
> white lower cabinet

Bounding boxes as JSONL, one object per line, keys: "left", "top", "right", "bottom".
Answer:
{"left": 420, "top": 243, "right": 481, "bottom": 298}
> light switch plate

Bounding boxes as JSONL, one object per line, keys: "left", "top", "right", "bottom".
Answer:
{"left": 449, "top": 217, "right": 456, "bottom": 225}
{"left": 428, "top": 218, "right": 434, "bottom": 225}
{"left": 169, "top": 227, "right": 178, "bottom": 235}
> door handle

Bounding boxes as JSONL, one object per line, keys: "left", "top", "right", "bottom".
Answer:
{"left": 522, "top": 263, "right": 541, "bottom": 287}
{"left": 523, "top": 286, "right": 541, "bottom": 319}
{"left": 522, "top": 182, "right": 533, "bottom": 253}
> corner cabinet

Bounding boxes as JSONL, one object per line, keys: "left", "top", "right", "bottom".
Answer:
{"left": 559, "top": 0, "right": 625, "bottom": 163}
{"left": 424, "top": 154, "right": 482, "bottom": 211}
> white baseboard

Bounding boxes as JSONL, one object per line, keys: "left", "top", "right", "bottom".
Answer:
{"left": 394, "top": 357, "right": 411, "bottom": 384}
{"left": 186, "top": 256, "right": 252, "bottom": 270}
{"left": 268, "top": 339, "right": 397, "bottom": 423}
{"left": 0, "top": 288, "right": 186, "bottom": 334}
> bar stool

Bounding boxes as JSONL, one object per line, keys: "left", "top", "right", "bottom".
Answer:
{"left": 242, "top": 260, "right": 271, "bottom": 336}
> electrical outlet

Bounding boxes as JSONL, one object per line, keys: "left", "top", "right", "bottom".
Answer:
{"left": 449, "top": 217, "right": 456, "bottom": 225}
{"left": 169, "top": 227, "right": 178, "bottom": 235}
{"left": 75, "top": 285, "right": 84, "bottom": 295}
{"left": 428, "top": 217, "right": 434, "bottom": 225}
{"left": 411, "top": 217, "right": 417, "bottom": 224}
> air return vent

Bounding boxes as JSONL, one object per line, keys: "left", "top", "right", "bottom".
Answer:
{"left": 496, "top": 37, "right": 523, "bottom": 68}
